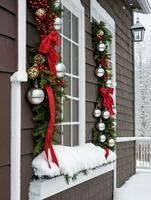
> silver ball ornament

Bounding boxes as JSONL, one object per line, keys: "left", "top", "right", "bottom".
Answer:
{"left": 93, "top": 108, "right": 101, "bottom": 117}
{"left": 54, "top": 17, "right": 62, "bottom": 30}
{"left": 55, "top": 0, "right": 61, "bottom": 7}
{"left": 106, "top": 79, "right": 112, "bottom": 88}
{"left": 27, "top": 87, "right": 45, "bottom": 105}
{"left": 95, "top": 66, "right": 105, "bottom": 77}
{"left": 109, "top": 138, "right": 115, "bottom": 147}
{"left": 96, "top": 121, "right": 105, "bottom": 131}
{"left": 97, "top": 42, "right": 106, "bottom": 52}
{"left": 102, "top": 110, "right": 110, "bottom": 119}
{"left": 56, "top": 63, "right": 66, "bottom": 78}
{"left": 99, "top": 135, "right": 106, "bottom": 143}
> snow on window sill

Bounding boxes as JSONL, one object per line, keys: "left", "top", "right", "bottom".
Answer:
{"left": 29, "top": 143, "right": 116, "bottom": 200}
{"left": 29, "top": 162, "right": 115, "bottom": 200}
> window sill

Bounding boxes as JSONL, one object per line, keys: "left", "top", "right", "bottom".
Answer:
{"left": 29, "top": 162, "right": 115, "bottom": 200}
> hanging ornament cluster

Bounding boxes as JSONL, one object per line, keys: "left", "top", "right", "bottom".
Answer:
{"left": 92, "top": 20, "right": 116, "bottom": 155}
{"left": 27, "top": 0, "right": 67, "bottom": 167}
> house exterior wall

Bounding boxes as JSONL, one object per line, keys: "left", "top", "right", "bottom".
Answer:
{"left": 0, "top": 1, "right": 17, "bottom": 199}
{"left": 0, "top": 0, "right": 135, "bottom": 199}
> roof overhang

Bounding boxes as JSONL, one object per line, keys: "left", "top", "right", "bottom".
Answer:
{"left": 136, "top": 0, "right": 151, "bottom": 14}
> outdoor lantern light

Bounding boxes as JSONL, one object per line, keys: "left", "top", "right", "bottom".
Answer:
{"left": 130, "top": 17, "right": 145, "bottom": 42}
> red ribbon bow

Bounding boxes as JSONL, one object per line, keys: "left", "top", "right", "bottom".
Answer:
{"left": 45, "top": 85, "right": 59, "bottom": 167}
{"left": 100, "top": 57, "right": 108, "bottom": 68}
{"left": 39, "top": 31, "right": 60, "bottom": 76}
{"left": 99, "top": 87, "right": 115, "bottom": 115}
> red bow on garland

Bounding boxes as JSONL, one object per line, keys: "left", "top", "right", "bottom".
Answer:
{"left": 99, "top": 87, "right": 115, "bottom": 116}
{"left": 39, "top": 31, "right": 60, "bottom": 76}
{"left": 100, "top": 57, "right": 108, "bottom": 68}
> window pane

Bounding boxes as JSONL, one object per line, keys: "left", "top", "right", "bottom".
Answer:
{"left": 72, "top": 44, "right": 79, "bottom": 75}
{"left": 63, "top": 99, "right": 71, "bottom": 122}
{"left": 73, "top": 125, "right": 79, "bottom": 146}
{"left": 63, "top": 38, "right": 71, "bottom": 73}
{"left": 64, "top": 76, "right": 71, "bottom": 96}
{"left": 72, "top": 100, "right": 79, "bottom": 122}
{"left": 72, "top": 78, "right": 79, "bottom": 97}
{"left": 63, "top": 125, "right": 71, "bottom": 146}
{"left": 63, "top": 6, "right": 71, "bottom": 38}
{"left": 72, "top": 14, "right": 78, "bottom": 43}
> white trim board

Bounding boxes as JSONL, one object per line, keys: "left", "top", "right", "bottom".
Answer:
{"left": 29, "top": 163, "right": 115, "bottom": 200}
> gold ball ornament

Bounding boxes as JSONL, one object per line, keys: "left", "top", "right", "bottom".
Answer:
{"left": 97, "top": 30, "right": 104, "bottom": 37}
{"left": 106, "top": 69, "right": 112, "bottom": 76}
{"left": 35, "top": 8, "right": 46, "bottom": 18}
{"left": 27, "top": 66, "right": 39, "bottom": 80}
{"left": 34, "top": 54, "right": 45, "bottom": 65}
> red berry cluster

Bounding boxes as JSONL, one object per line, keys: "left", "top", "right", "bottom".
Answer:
{"left": 28, "top": 0, "right": 59, "bottom": 35}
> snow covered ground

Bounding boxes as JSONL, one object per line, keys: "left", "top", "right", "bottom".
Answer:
{"left": 116, "top": 169, "right": 151, "bottom": 200}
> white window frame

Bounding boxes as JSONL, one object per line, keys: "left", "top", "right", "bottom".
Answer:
{"left": 60, "top": 0, "right": 86, "bottom": 146}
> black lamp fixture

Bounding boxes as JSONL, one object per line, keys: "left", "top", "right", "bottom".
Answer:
{"left": 130, "top": 17, "right": 145, "bottom": 42}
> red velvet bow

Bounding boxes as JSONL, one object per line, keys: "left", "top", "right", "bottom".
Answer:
{"left": 45, "top": 85, "right": 59, "bottom": 167}
{"left": 39, "top": 31, "right": 60, "bottom": 76}
{"left": 99, "top": 87, "right": 115, "bottom": 115}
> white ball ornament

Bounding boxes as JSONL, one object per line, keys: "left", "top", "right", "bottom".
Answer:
{"left": 93, "top": 108, "right": 101, "bottom": 117}
{"left": 27, "top": 87, "right": 45, "bottom": 105}
{"left": 99, "top": 135, "right": 106, "bottom": 143}
{"left": 106, "top": 79, "right": 112, "bottom": 88}
{"left": 113, "top": 121, "right": 116, "bottom": 127}
{"left": 96, "top": 121, "right": 105, "bottom": 131}
{"left": 54, "top": 17, "right": 62, "bottom": 30}
{"left": 55, "top": 0, "right": 61, "bottom": 7}
{"left": 97, "top": 42, "right": 106, "bottom": 52}
{"left": 56, "top": 63, "right": 66, "bottom": 78}
{"left": 109, "top": 138, "right": 115, "bottom": 147}
{"left": 95, "top": 67, "right": 105, "bottom": 77}
{"left": 102, "top": 110, "right": 110, "bottom": 119}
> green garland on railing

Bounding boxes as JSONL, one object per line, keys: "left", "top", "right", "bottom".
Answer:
{"left": 91, "top": 20, "right": 116, "bottom": 153}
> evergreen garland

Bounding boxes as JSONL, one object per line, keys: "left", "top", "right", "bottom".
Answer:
{"left": 92, "top": 20, "right": 116, "bottom": 151}
{"left": 27, "top": 0, "right": 66, "bottom": 156}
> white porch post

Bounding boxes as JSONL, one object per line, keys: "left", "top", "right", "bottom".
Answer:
{"left": 10, "top": 0, "right": 27, "bottom": 200}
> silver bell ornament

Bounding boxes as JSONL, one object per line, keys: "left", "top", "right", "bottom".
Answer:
{"left": 55, "top": 0, "right": 61, "bottom": 7}
{"left": 56, "top": 62, "right": 66, "bottom": 78}
{"left": 108, "top": 138, "right": 115, "bottom": 147}
{"left": 99, "top": 134, "right": 106, "bottom": 143}
{"left": 27, "top": 86, "right": 45, "bottom": 105}
{"left": 54, "top": 17, "right": 62, "bottom": 30}
{"left": 102, "top": 110, "right": 110, "bottom": 119}
{"left": 95, "top": 66, "right": 105, "bottom": 77}
{"left": 106, "top": 79, "right": 112, "bottom": 88}
{"left": 93, "top": 108, "right": 101, "bottom": 118}
{"left": 97, "top": 42, "right": 106, "bottom": 52}
{"left": 96, "top": 120, "right": 105, "bottom": 131}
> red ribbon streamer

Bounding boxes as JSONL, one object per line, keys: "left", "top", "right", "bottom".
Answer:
{"left": 99, "top": 87, "right": 115, "bottom": 115}
{"left": 45, "top": 85, "right": 59, "bottom": 167}
{"left": 39, "top": 31, "right": 60, "bottom": 76}
{"left": 105, "top": 147, "right": 109, "bottom": 159}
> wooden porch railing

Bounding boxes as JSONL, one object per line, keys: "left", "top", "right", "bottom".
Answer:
{"left": 136, "top": 137, "right": 151, "bottom": 169}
